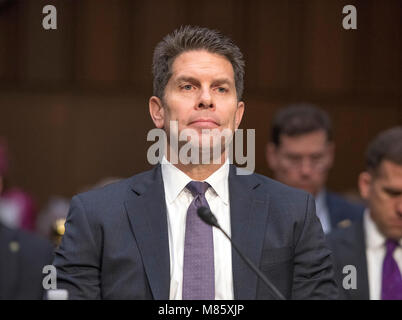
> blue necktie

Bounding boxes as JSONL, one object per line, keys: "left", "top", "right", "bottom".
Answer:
{"left": 182, "top": 181, "right": 215, "bottom": 300}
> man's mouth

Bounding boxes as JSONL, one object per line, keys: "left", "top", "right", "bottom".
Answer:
{"left": 188, "top": 118, "right": 220, "bottom": 129}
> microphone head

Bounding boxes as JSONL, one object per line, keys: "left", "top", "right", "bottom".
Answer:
{"left": 197, "top": 207, "right": 219, "bottom": 228}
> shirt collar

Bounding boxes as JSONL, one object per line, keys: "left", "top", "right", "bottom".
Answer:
{"left": 161, "top": 157, "right": 192, "bottom": 204}
{"left": 160, "top": 156, "right": 229, "bottom": 205}
{"left": 314, "top": 189, "right": 327, "bottom": 209}
{"left": 364, "top": 209, "right": 387, "bottom": 249}
{"left": 364, "top": 209, "right": 402, "bottom": 248}
{"left": 204, "top": 159, "right": 229, "bottom": 205}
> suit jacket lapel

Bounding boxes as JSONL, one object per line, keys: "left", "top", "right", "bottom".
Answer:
{"left": 348, "top": 222, "right": 370, "bottom": 300}
{"left": 124, "top": 165, "right": 170, "bottom": 300}
{"left": 337, "top": 221, "right": 369, "bottom": 300}
{"left": 229, "top": 166, "right": 271, "bottom": 299}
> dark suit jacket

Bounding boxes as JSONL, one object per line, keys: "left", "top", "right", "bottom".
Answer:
{"left": 326, "top": 192, "right": 365, "bottom": 229}
{"left": 53, "top": 165, "right": 338, "bottom": 300}
{"left": 326, "top": 219, "right": 370, "bottom": 299}
{"left": 0, "top": 223, "right": 54, "bottom": 299}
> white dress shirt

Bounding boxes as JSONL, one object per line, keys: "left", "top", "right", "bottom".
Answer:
{"left": 364, "top": 209, "right": 402, "bottom": 300}
{"left": 161, "top": 157, "right": 234, "bottom": 300}
{"left": 314, "top": 190, "right": 331, "bottom": 234}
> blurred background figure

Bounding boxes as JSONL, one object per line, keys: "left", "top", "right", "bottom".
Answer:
{"left": 0, "top": 138, "right": 37, "bottom": 231}
{"left": 36, "top": 196, "right": 70, "bottom": 247}
{"left": 0, "top": 139, "right": 54, "bottom": 299}
{"left": 328, "top": 126, "right": 402, "bottom": 300}
{"left": 0, "top": 221, "right": 54, "bottom": 299}
{"left": 35, "top": 177, "right": 121, "bottom": 248}
{"left": 265, "top": 104, "right": 364, "bottom": 233}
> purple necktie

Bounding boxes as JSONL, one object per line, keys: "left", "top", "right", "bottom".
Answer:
{"left": 381, "top": 239, "right": 402, "bottom": 300}
{"left": 182, "top": 181, "right": 215, "bottom": 300}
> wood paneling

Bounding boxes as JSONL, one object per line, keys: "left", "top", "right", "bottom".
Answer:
{"left": 245, "top": 0, "right": 293, "bottom": 90}
{"left": 0, "top": 0, "right": 19, "bottom": 83}
{"left": 18, "top": 0, "right": 74, "bottom": 85}
{"left": 75, "top": 0, "right": 129, "bottom": 86}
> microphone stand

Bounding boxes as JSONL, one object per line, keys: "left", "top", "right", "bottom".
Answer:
{"left": 198, "top": 207, "right": 286, "bottom": 300}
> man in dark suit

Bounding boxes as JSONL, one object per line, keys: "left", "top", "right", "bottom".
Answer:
{"left": 0, "top": 222, "right": 54, "bottom": 299}
{"left": 327, "top": 127, "right": 402, "bottom": 299}
{"left": 53, "top": 26, "right": 338, "bottom": 300}
{"left": 266, "top": 104, "right": 364, "bottom": 234}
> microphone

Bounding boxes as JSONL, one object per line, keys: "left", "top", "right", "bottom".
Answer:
{"left": 197, "top": 206, "right": 286, "bottom": 300}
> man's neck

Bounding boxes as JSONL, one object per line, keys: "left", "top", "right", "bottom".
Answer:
{"left": 165, "top": 152, "right": 227, "bottom": 181}
{"left": 174, "top": 162, "right": 225, "bottom": 181}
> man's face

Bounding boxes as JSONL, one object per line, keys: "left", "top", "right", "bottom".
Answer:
{"left": 149, "top": 50, "right": 244, "bottom": 158}
{"left": 359, "top": 160, "right": 402, "bottom": 241}
{"left": 266, "top": 130, "right": 334, "bottom": 196}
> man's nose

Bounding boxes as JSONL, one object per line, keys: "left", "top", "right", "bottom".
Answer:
{"left": 197, "top": 88, "right": 214, "bottom": 109}
{"left": 300, "top": 158, "right": 313, "bottom": 176}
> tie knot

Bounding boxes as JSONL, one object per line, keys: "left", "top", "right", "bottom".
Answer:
{"left": 385, "top": 239, "right": 399, "bottom": 254}
{"left": 186, "top": 181, "right": 209, "bottom": 197}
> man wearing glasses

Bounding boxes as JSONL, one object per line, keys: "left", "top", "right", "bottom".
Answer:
{"left": 265, "top": 104, "right": 364, "bottom": 234}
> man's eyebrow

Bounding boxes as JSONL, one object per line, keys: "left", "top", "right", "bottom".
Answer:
{"left": 175, "top": 76, "right": 200, "bottom": 85}
{"left": 211, "top": 78, "right": 234, "bottom": 86}
{"left": 383, "top": 186, "right": 402, "bottom": 195}
{"left": 174, "top": 76, "right": 234, "bottom": 86}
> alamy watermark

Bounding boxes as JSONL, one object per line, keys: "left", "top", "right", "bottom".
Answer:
{"left": 342, "top": 265, "right": 357, "bottom": 290}
{"left": 42, "top": 264, "right": 57, "bottom": 290}
{"left": 342, "top": 5, "right": 357, "bottom": 30}
{"left": 42, "top": 5, "right": 57, "bottom": 30}
{"left": 146, "top": 121, "right": 255, "bottom": 175}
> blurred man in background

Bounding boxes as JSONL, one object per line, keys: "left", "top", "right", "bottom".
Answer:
{"left": 266, "top": 104, "right": 364, "bottom": 234}
{"left": 0, "top": 221, "right": 54, "bottom": 299}
{"left": 0, "top": 138, "right": 37, "bottom": 231}
{"left": 36, "top": 196, "right": 70, "bottom": 247}
{"left": 0, "top": 137, "right": 54, "bottom": 299}
{"left": 327, "top": 126, "right": 402, "bottom": 299}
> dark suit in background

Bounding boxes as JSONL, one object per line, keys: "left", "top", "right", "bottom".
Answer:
{"left": 0, "top": 222, "right": 54, "bottom": 299}
{"left": 326, "top": 192, "right": 365, "bottom": 229}
{"left": 326, "top": 218, "right": 369, "bottom": 299}
{"left": 53, "top": 165, "right": 338, "bottom": 299}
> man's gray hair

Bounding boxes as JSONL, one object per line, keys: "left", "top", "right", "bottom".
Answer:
{"left": 152, "top": 25, "right": 245, "bottom": 101}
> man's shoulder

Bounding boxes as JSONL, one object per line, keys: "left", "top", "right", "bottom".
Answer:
{"left": 326, "top": 218, "right": 364, "bottom": 248}
{"left": 233, "top": 168, "right": 311, "bottom": 203}
{"left": 74, "top": 167, "right": 157, "bottom": 204}
{"left": 326, "top": 191, "right": 363, "bottom": 208}
{"left": 326, "top": 191, "right": 365, "bottom": 218}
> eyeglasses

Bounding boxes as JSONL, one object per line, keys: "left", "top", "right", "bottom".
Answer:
{"left": 281, "top": 153, "right": 329, "bottom": 171}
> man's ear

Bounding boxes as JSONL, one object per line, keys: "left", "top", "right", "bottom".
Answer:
{"left": 234, "top": 101, "right": 245, "bottom": 129}
{"left": 149, "top": 96, "right": 165, "bottom": 129}
{"left": 358, "top": 171, "right": 372, "bottom": 200}
{"left": 266, "top": 142, "right": 278, "bottom": 170}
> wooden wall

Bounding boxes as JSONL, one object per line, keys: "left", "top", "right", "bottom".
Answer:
{"left": 0, "top": 0, "right": 401, "bottom": 208}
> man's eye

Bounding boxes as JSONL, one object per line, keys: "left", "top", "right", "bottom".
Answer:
{"left": 183, "top": 85, "right": 193, "bottom": 90}
{"left": 311, "top": 154, "right": 324, "bottom": 162}
{"left": 287, "top": 155, "right": 301, "bottom": 162}
{"left": 217, "top": 87, "right": 227, "bottom": 93}
{"left": 384, "top": 189, "right": 402, "bottom": 197}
